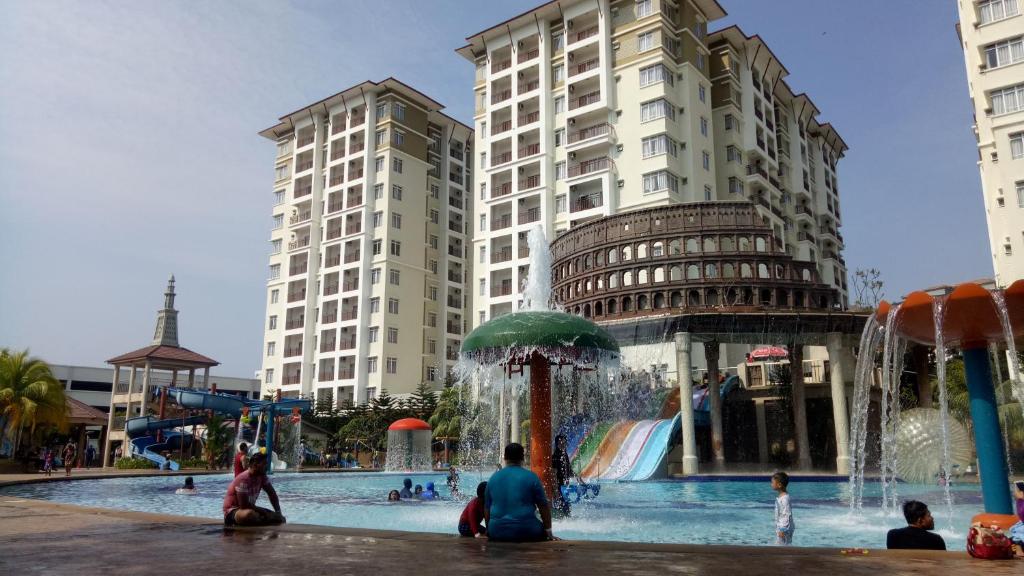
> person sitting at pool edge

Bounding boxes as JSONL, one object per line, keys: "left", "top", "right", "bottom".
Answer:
{"left": 399, "top": 478, "right": 413, "bottom": 499}
{"left": 886, "top": 500, "right": 945, "bottom": 550}
{"left": 485, "top": 443, "right": 555, "bottom": 542}
{"left": 458, "top": 482, "right": 487, "bottom": 538}
{"left": 233, "top": 443, "right": 249, "bottom": 477}
{"left": 223, "top": 452, "right": 286, "bottom": 527}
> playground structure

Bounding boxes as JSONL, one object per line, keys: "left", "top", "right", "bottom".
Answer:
{"left": 125, "top": 387, "right": 310, "bottom": 472}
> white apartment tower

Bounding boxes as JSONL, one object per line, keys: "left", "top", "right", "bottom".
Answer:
{"left": 258, "top": 79, "right": 473, "bottom": 404}
{"left": 957, "top": 0, "right": 1024, "bottom": 286}
{"left": 458, "top": 0, "right": 848, "bottom": 325}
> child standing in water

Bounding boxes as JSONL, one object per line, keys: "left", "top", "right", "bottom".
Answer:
{"left": 772, "top": 472, "right": 794, "bottom": 545}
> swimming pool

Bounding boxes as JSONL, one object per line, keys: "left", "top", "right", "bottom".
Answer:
{"left": 0, "top": 472, "right": 980, "bottom": 549}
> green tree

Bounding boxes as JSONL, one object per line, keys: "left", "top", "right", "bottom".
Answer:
{"left": 409, "top": 382, "right": 438, "bottom": 420}
{"left": 429, "top": 385, "right": 462, "bottom": 464}
{"left": 0, "top": 349, "right": 68, "bottom": 454}
{"left": 940, "top": 357, "right": 1023, "bottom": 449}
{"left": 203, "top": 413, "right": 232, "bottom": 470}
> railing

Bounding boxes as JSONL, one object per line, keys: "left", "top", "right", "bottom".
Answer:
{"left": 491, "top": 285, "right": 513, "bottom": 297}
{"left": 329, "top": 175, "right": 344, "bottom": 186}
{"left": 492, "top": 182, "right": 512, "bottom": 198}
{"left": 323, "top": 284, "right": 339, "bottom": 296}
{"left": 297, "top": 161, "right": 313, "bottom": 172}
{"left": 285, "top": 319, "right": 304, "bottom": 330}
{"left": 446, "top": 351, "right": 459, "bottom": 361}
{"left": 447, "top": 296, "right": 462, "bottom": 308}
{"left": 448, "top": 196, "right": 463, "bottom": 209}
{"left": 287, "top": 290, "right": 306, "bottom": 303}
{"left": 341, "top": 308, "right": 358, "bottom": 321}
{"left": 448, "top": 245, "right": 463, "bottom": 258}
{"left": 351, "top": 115, "right": 365, "bottom": 126}
{"left": 343, "top": 251, "right": 360, "bottom": 264}
{"left": 327, "top": 201, "right": 343, "bottom": 213}
{"left": 492, "top": 151, "right": 512, "bottom": 165}
{"left": 322, "top": 313, "right": 337, "bottom": 323}
{"left": 339, "top": 339, "right": 356, "bottom": 351}
{"left": 331, "top": 120, "right": 345, "bottom": 135}
{"left": 112, "top": 415, "right": 126, "bottom": 430}
{"left": 795, "top": 205, "right": 812, "bottom": 216}
{"left": 326, "top": 227, "right": 342, "bottom": 240}
{"left": 573, "top": 57, "right": 600, "bottom": 76}
{"left": 574, "top": 25, "right": 598, "bottom": 43}
{"left": 797, "top": 232, "right": 815, "bottom": 242}
{"left": 288, "top": 238, "right": 310, "bottom": 250}
{"left": 298, "top": 135, "right": 315, "bottom": 147}
{"left": 330, "top": 148, "right": 345, "bottom": 161}
{"left": 746, "top": 164, "right": 768, "bottom": 179}
{"left": 519, "top": 208, "right": 541, "bottom": 223}
{"left": 571, "top": 193, "right": 603, "bottom": 212}
{"left": 449, "top": 172, "right": 463, "bottom": 185}
{"left": 491, "top": 214, "right": 512, "bottom": 230}
{"left": 517, "top": 48, "right": 539, "bottom": 63}
{"left": 448, "top": 271, "right": 463, "bottom": 282}
{"left": 282, "top": 374, "right": 301, "bottom": 385}
{"left": 491, "top": 248, "right": 513, "bottom": 263}
{"left": 518, "top": 80, "right": 539, "bottom": 93}
{"left": 568, "top": 123, "right": 611, "bottom": 144}
{"left": 491, "top": 89, "right": 512, "bottom": 104}
{"left": 491, "top": 58, "right": 512, "bottom": 73}
{"left": 756, "top": 138, "right": 766, "bottom": 150}
{"left": 519, "top": 143, "right": 540, "bottom": 157}
{"left": 520, "top": 175, "right": 540, "bottom": 190}
{"left": 294, "top": 186, "right": 312, "bottom": 198}
{"left": 491, "top": 120, "right": 513, "bottom": 135}
{"left": 289, "top": 265, "right": 308, "bottom": 275}
{"left": 338, "top": 369, "right": 355, "bottom": 380}
{"left": 347, "top": 194, "right": 362, "bottom": 207}
{"left": 754, "top": 108, "right": 764, "bottom": 121}
{"left": 450, "top": 148, "right": 464, "bottom": 161}
{"left": 518, "top": 246, "right": 530, "bottom": 259}
{"left": 325, "top": 256, "right": 340, "bottom": 267}
{"left": 290, "top": 211, "right": 312, "bottom": 224}
{"left": 568, "top": 157, "right": 610, "bottom": 177}
{"left": 345, "top": 224, "right": 361, "bottom": 235}
{"left": 519, "top": 111, "right": 540, "bottom": 125}
{"left": 349, "top": 168, "right": 364, "bottom": 180}
{"left": 570, "top": 90, "right": 601, "bottom": 110}
{"left": 768, "top": 175, "right": 780, "bottom": 190}
{"left": 342, "top": 280, "right": 360, "bottom": 291}
{"left": 349, "top": 142, "right": 364, "bottom": 154}
{"left": 448, "top": 221, "right": 463, "bottom": 233}
{"left": 446, "top": 322, "right": 463, "bottom": 334}
{"left": 114, "top": 383, "right": 129, "bottom": 395}
{"left": 285, "top": 347, "right": 303, "bottom": 357}
{"left": 318, "top": 371, "right": 335, "bottom": 382}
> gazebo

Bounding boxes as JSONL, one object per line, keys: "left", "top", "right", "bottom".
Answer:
{"left": 103, "top": 276, "right": 219, "bottom": 465}
{"left": 66, "top": 397, "right": 107, "bottom": 466}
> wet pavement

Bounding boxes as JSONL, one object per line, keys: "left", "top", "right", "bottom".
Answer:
{"left": 0, "top": 497, "right": 1021, "bottom": 575}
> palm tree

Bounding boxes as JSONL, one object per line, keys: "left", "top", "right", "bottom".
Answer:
{"left": 940, "top": 357, "right": 1024, "bottom": 451}
{"left": 429, "top": 386, "right": 462, "bottom": 465}
{"left": 203, "top": 414, "right": 232, "bottom": 470}
{"left": 0, "top": 349, "right": 68, "bottom": 454}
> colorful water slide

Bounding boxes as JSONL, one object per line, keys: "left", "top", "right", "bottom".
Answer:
{"left": 619, "top": 415, "right": 679, "bottom": 481}
{"left": 595, "top": 420, "right": 659, "bottom": 480}
{"left": 579, "top": 421, "right": 635, "bottom": 480}
{"left": 572, "top": 421, "right": 612, "bottom": 471}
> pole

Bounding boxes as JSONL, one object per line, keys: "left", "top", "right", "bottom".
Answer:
{"left": 675, "top": 332, "right": 698, "bottom": 475}
{"left": 827, "top": 333, "right": 850, "bottom": 475}
{"left": 529, "top": 351, "right": 554, "bottom": 499}
{"left": 265, "top": 406, "right": 276, "bottom": 476}
{"left": 963, "top": 345, "right": 1013, "bottom": 514}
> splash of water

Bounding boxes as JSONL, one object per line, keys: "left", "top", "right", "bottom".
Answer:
{"left": 520, "top": 225, "right": 556, "bottom": 312}
{"left": 879, "top": 305, "right": 907, "bottom": 515}
{"left": 988, "top": 290, "right": 1022, "bottom": 476}
{"left": 932, "top": 299, "right": 955, "bottom": 530}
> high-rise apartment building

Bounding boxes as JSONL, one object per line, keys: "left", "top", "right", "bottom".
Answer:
{"left": 956, "top": 0, "right": 1024, "bottom": 286}
{"left": 258, "top": 78, "right": 473, "bottom": 404}
{"left": 458, "top": 0, "right": 848, "bottom": 325}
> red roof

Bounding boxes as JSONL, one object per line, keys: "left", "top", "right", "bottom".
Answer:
{"left": 107, "top": 345, "right": 219, "bottom": 367}
{"left": 388, "top": 418, "right": 432, "bottom": 431}
{"left": 67, "top": 397, "right": 108, "bottom": 425}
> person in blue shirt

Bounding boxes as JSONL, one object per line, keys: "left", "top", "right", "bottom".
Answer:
{"left": 399, "top": 478, "right": 414, "bottom": 499}
{"left": 484, "top": 443, "right": 556, "bottom": 542}
{"left": 420, "top": 481, "right": 438, "bottom": 500}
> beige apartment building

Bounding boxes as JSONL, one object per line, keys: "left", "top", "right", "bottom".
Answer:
{"left": 957, "top": 0, "right": 1024, "bottom": 286}
{"left": 258, "top": 78, "right": 473, "bottom": 404}
{"left": 458, "top": 0, "right": 848, "bottom": 328}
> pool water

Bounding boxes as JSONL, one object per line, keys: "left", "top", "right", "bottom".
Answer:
{"left": 1, "top": 472, "right": 981, "bottom": 549}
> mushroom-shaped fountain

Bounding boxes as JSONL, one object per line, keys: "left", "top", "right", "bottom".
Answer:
{"left": 876, "top": 281, "right": 1024, "bottom": 514}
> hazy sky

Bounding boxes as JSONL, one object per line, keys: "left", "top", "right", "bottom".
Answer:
{"left": 0, "top": 1, "right": 991, "bottom": 376}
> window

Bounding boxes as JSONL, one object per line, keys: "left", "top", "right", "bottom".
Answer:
{"left": 392, "top": 101, "right": 406, "bottom": 121}
{"left": 430, "top": 209, "right": 439, "bottom": 224}
{"left": 390, "top": 240, "right": 401, "bottom": 256}
{"left": 269, "top": 264, "right": 281, "bottom": 280}
{"left": 726, "top": 146, "right": 742, "bottom": 163}
{"left": 553, "top": 64, "right": 565, "bottom": 83}
{"left": 375, "top": 129, "right": 386, "bottom": 147}
{"left": 985, "top": 36, "right": 1024, "bottom": 69}
{"left": 636, "top": 0, "right": 653, "bottom": 17}
{"left": 275, "top": 165, "right": 289, "bottom": 180}
{"left": 429, "top": 235, "right": 438, "bottom": 249}
{"left": 270, "top": 289, "right": 279, "bottom": 304}
{"left": 271, "top": 239, "right": 282, "bottom": 254}
{"left": 370, "top": 267, "right": 381, "bottom": 284}
{"left": 373, "top": 211, "right": 383, "bottom": 227}
{"left": 642, "top": 171, "right": 679, "bottom": 193}
{"left": 555, "top": 129, "right": 565, "bottom": 147}
{"left": 266, "top": 341, "right": 276, "bottom": 356}
{"left": 429, "top": 260, "right": 438, "bottom": 275}
{"left": 264, "top": 369, "right": 274, "bottom": 384}
{"left": 479, "top": 246, "right": 486, "bottom": 263}
{"left": 728, "top": 176, "right": 744, "bottom": 194}
{"left": 429, "top": 285, "right": 438, "bottom": 299}
{"left": 388, "top": 298, "right": 399, "bottom": 314}
{"left": 639, "top": 64, "right": 672, "bottom": 87}
{"left": 368, "top": 327, "right": 379, "bottom": 343}
{"left": 480, "top": 183, "right": 487, "bottom": 199}
{"left": 272, "top": 214, "right": 283, "bottom": 229}
{"left": 640, "top": 98, "right": 675, "bottom": 122}
{"left": 698, "top": 84, "right": 706, "bottom": 103}
{"left": 374, "top": 183, "right": 383, "bottom": 199}
{"left": 370, "top": 297, "right": 380, "bottom": 313}
{"left": 427, "top": 312, "right": 437, "bottom": 327}
{"left": 386, "top": 357, "right": 397, "bottom": 374}
{"left": 1006, "top": 243, "right": 1014, "bottom": 255}
{"left": 393, "top": 158, "right": 403, "bottom": 173}
{"left": 389, "top": 269, "right": 400, "bottom": 285}
{"left": 268, "top": 315, "right": 278, "bottom": 330}
{"left": 479, "top": 278, "right": 486, "bottom": 296}
{"left": 391, "top": 212, "right": 402, "bottom": 228}
{"left": 387, "top": 327, "right": 398, "bottom": 344}
{"left": 979, "top": 0, "right": 1020, "bottom": 25}
{"left": 372, "top": 239, "right": 382, "bottom": 255}
{"left": 1018, "top": 181, "right": 1024, "bottom": 207}
{"left": 704, "top": 185, "right": 712, "bottom": 201}
{"left": 367, "top": 356, "right": 378, "bottom": 373}
{"left": 555, "top": 161, "right": 567, "bottom": 180}
{"left": 552, "top": 32, "right": 564, "bottom": 51}
{"left": 479, "top": 311, "right": 486, "bottom": 325}
{"left": 427, "top": 339, "right": 436, "bottom": 355}
{"left": 554, "top": 96, "right": 565, "bottom": 113}
{"left": 696, "top": 52, "right": 705, "bottom": 71}
{"left": 374, "top": 156, "right": 384, "bottom": 172}
{"left": 641, "top": 134, "right": 677, "bottom": 158}
{"left": 392, "top": 185, "right": 403, "bottom": 200}
{"left": 430, "top": 184, "right": 439, "bottom": 199}
{"left": 991, "top": 83, "right": 1024, "bottom": 115}
{"left": 555, "top": 195, "right": 566, "bottom": 212}
{"left": 273, "top": 190, "right": 285, "bottom": 205}
{"left": 375, "top": 103, "right": 386, "bottom": 119}
{"left": 392, "top": 130, "right": 405, "bottom": 146}
{"left": 427, "top": 366, "right": 437, "bottom": 381}
{"left": 638, "top": 31, "right": 654, "bottom": 52}
{"left": 702, "top": 151, "right": 710, "bottom": 170}
{"left": 1012, "top": 132, "right": 1024, "bottom": 159}
{"left": 700, "top": 116, "right": 708, "bottom": 136}
{"left": 277, "top": 140, "right": 292, "bottom": 157}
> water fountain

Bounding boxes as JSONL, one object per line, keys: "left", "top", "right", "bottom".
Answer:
{"left": 852, "top": 281, "right": 1024, "bottom": 518}
{"left": 459, "top": 227, "right": 620, "bottom": 497}
{"left": 384, "top": 418, "right": 433, "bottom": 472}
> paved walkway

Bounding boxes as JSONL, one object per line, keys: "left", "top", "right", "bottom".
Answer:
{"left": 0, "top": 497, "right": 1020, "bottom": 576}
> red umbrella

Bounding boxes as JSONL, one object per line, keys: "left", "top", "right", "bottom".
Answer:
{"left": 749, "top": 346, "right": 788, "bottom": 361}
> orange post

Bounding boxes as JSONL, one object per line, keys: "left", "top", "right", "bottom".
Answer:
{"left": 529, "top": 351, "right": 555, "bottom": 499}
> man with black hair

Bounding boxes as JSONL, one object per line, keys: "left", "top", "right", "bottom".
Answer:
{"left": 223, "top": 452, "right": 285, "bottom": 526}
{"left": 484, "top": 443, "right": 556, "bottom": 542}
{"left": 886, "top": 500, "right": 946, "bottom": 550}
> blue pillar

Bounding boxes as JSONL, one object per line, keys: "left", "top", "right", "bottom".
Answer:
{"left": 264, "top": 407, "right": 275, "bottom": 476}
{"left": 963, "top": 346, "right": 1013, "bottom": 514}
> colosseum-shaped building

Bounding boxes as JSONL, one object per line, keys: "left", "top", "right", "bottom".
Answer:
{"left": 550, "top": 202, "right": 838, "bottom": 320}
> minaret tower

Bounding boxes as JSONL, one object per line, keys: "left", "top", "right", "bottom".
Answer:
{"left": 151, "top": 275, "right": 180, "bottom": 347}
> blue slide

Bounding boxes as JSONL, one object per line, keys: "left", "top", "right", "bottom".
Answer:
{"left": 126, "top": 414, "right": 207, "bottom": 470}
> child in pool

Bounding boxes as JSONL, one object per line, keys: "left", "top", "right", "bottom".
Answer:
{"left": 772, "top": 471, "right": 794, "bottom": 545}
{"left": 176, "top": 477, "right": 199, "bottom": 495}
{"left": 458, "top": 482, "right": 487, "bottom": 538}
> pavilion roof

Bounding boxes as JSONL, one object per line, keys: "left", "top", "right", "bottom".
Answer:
{"left": 107, "top": 345, "right": 219, "bottom": 369}
{"left": 67, "top": 397, "right": 108, "bottom": 426}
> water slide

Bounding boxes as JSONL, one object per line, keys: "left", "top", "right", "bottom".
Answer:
{"left": 572, "top": 421, "right": 612, "bottom": 471}
{"left": 619, "top": 415, "right": 678, "bottom": 480}
{"left": 126, "top": 415, "right": 207, "bottom": 470}
{"left": 594, "top": 419, "right": 659, "bottom": 480}
{"left": 579, "top": 421, "right": 635, "bottom": 480}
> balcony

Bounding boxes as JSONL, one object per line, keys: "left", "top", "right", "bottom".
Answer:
{"left": 568, "top": 123, "right": 611, "bottom": 145}
{"left": 449, "top": 172, "right": 464, "bottom": 185}
{"left": 518, "top": 143, "right": 540, "bottom": 158}
{"left": 282, "top": 374, "right": 301, "bottom": 385}
{"left": 289, "top": 264, "right": 308, "bottom": 275}
{"left": 491, "top": 284, "right": 513, "bottom": 297}
{"left": 294, "top": 185, "right": 312, "bottom": 198}
{"left": 297, "top": 134, "right": 315, "bottom": 148}
{"left": 351, "top": 114, "right": 365, "bottom": 127}
{"left": 349, "top": 141, "right": 365, "bottom": 155}
{"left": 491, "top": 89, "right": 512, "bottom": 105}
{"left": 448, "top": 245, "right": 463, "bottom": 258}
{"left": 289, "top": 210, "right": 312, "bottom": 225}
{"left": 297, "top": 160, "right": 313, "bottom": 172}
{"left": 490, "top": 214, "right": 513, "bottom": 231}
{"left": 447, "top": 295, "right": 463, "bottom": 308}
{"left": 285, "top": 318, "right": 304, "bottom": 330}
{"left": 284, "top": 347, "right": 303, "bottom": 358}
{"left": 569, "top": 90, "right": 601, "bottom": 110}
{"left": 288, "top": 238, "right": 310, "bottom": 251}
{"left": 338, "top": 369, "right": 355, "bottom": 380}
{"left": 341, "top": 308, "right": 358, "bottom": 321}
{"left": 519, "top": 174, "right": 540, "bottom": 190}
{"left": 342, "top": 280, "right": 359, "bottom": 292}
{"left": 491, "top": 120, "right": 513, "bottom": 136}
{"left": 448, "top": 270, "right": 463, "bottom": 283}
{"left": 518, "top": 111, "right": 540, "bottom": 126}
{"left": 318, "top": 371, "right": 335, "bottom": 382}
{"left": 325, "top": 255, "right": 340, "bottom": 268}
{"left": 343, "top": 250, "right": 360, "bottom": 264}
{"left": 349, "top": 168, "right": 364, "bottom": 180}
{"left": 329, "top": 174, "right": 344, "bottom": 187}
{"left": 287, "top": 290, "right": 306, "bottom": 303}
{"left": 568, "top": 157, "right": 611, "bottom": 178}
{"left": 450, "top": 147, "right": 464, "bottom": 161}
{"left": 797, "top": 231, "right": 816, "bottom": 243}
{"left": 491, "top": 247, "right": 513, "bottom": 263}
{"left": 448, "top": 220, "right": 463, "bottom": 233}
{"left": 330, "top": 147, "right": 345, "bottom": 161}
{"left": 327, "top": 199, "right": 344, "bottom": 213}
{"left": 518, "top": 80, "right": 539, "bottom": 93}
{"left": 492, "top": 182, "right": 512, "bottom": 198}
{"left": 339, "top": 337, "right": 356, "bottom": 351}
{"left": 572, "top": 57, "right": 600, "bottom": 76}
{"left": 345, "top": 223, "right": 361, "bottom": 235}
{"left": 446, "top": 322, "right": 463, "bottom": 335}
{"left": 573, "top": 25, "right": 598, "bottom": 44}
{"left": 492, "top": 151, "right": 512, "bottom": 166}
{"left": 448, "top": 196, "right": 464, "bottom": 209}
{"left": 322, "top": 313, "right": 337, "bottom": 323}
{"left": 347, "top": 193, "right": 363, "bottom": 207}
{"left": 571, "top": 193, "right": 603, "bottom": 212}
{"left": 323, "top": 283, "right": 339, "bottom": 296}
{"left": 517, "top": 48, "right": 539, "bottom": 63}
{"left": 519, "top": 207, "right": 541, "bottom": 224}
{"left": 491, "top": 58, "right": 512, "bottom": 73}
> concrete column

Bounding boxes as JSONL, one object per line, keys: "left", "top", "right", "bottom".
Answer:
{"left": 203, "top": 367, "right": 210, "bottom": 390}
{"left": 675, "top": 332, "right": 698, "bottom": 475}
{"left": 912, "top": 345, "right": 932, "bottom": 408}
{"left": 964, "top": 346, "right": 1013, "bottom": 514}
{"left": 188, "top": 369, "right": 195, "bottom": 388}
{"left": 789, "top": 342, "right": 812, "bottom": 470}
{"left": 171, "top": 369, "right": 178, "bottom": 388}
{"left": 104, "top": 364, "right": 120, "bottom": 466}
{"left": 140, "top": 361, "right": 153, "bottom": 416}
{"left": 125, "top": 364, "right": 137, "bottom": 418}
{"left": 705, "top": 340, "right": 724, "bottom": 469}
{"left": 827, "top": 333, "right": 850, "bottom": 476}
{"left": 755, "top": 400, "right": 769, "bottom": 465}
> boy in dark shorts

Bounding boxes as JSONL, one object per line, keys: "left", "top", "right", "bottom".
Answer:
{"left": 223, "top": 452, "right": 285, "bottom": 526}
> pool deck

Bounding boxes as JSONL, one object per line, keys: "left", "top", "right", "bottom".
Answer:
{"left": 1, "top": 470, "right": 1021, "bottom": 575}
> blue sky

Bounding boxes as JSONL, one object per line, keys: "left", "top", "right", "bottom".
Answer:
{"left": 0, "top": 1, "right": 991, "bottom": 376}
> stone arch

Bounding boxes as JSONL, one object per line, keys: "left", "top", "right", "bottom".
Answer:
{"left": 726, "top": 287, "right": 739, "bottom": 305}
{"left": 622, "top": 245, "right": 632, "bottom": 261}
{"left": 652, "top": 241, "right": 665, "bottom": 257}
{"left": 721, "top": 236, "right": 735, "bottom": 251}
{"left": 686, "top": 264, "right": 700, "bottom": 280}
{"left": 670, "top": 265, "right": 683, "bottom": 281}
{"left": 685, "top": 238, "right": 699, "bottom": 253}
{"left": 608, "top": 249, "right": 618, "bottom": 264}
{"left": 741, "top": 263, "right": 753, "bottom": 278}
{"left": 755, "top": 237, "right": 767, "bottom": 252}
{"left": 776, "top": 264, "right": 785, "bottom": 279}
{"left": 687, "top": 290, "right": 701, "bottom": 306}
{"left": 654, "top": 267, "right": 665, "bottom": 283}
{"left": 584, "top": 254, "right": 592, "bottom": 270}
{"left": 758, "top": 263, "right": 770, "bottom": 279}
{"left": 706, "top": 289, "right": 720, "bottom": 306}
{"left": 723, "top": 263, "right": 735, "bottom": 278}
{"left": 638, "top": 269, "right": 649, "bottom": 284}
{"left": 609, "top": 273, "right": 619, "bottom": 289}
{"left": 760, "top": 289, "right": 772, "bottom": 305}
{"left": 606, "top": 298, "right": 617, "bottom": 314}
{"left": 637, "top": 243, "right": 648, "bottom": 259}
{"left": 669, "top": 239, "right": 682, "bottom": 255}
{"left": 637, "top": 294, "right": 649, "bottom": 310}
{"left": 623, "top": 270, "right": 633, "bottom": 286}
{"left": 595, "top": 301, "right": 604, "bottom": 316}
{"left": 703, "top": 237, "right": 717, "bottom": 252}
{"left": 776, "top": 289, "right": 789, "bottom": 307}
{"left": 622, "top": 296, "right": 633, "bottom": 311}
{"left": 705, "top": 263, "right": 718, "bottom": 278}
{"left": 583, "top": 303, "right": 591, "bottom": 317}
{"left": 739, "top": 236, "right": 751, "bottom": 251}
{"left": 670, "top": 291, "right": 683, "bottom": 307}
{"left": 654, "top": 293, "right": 666, "bottom": 309}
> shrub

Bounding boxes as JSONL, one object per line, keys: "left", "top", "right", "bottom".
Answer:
{"left": 114, "top": 457, "right": 157, "bottom": 470}
{"left": 177, "top": 457, "right": 210, "bottom": 469}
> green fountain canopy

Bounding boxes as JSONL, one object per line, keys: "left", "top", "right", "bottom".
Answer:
{"left": 461, "top": 311, "right": 619, "bottom": 361}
